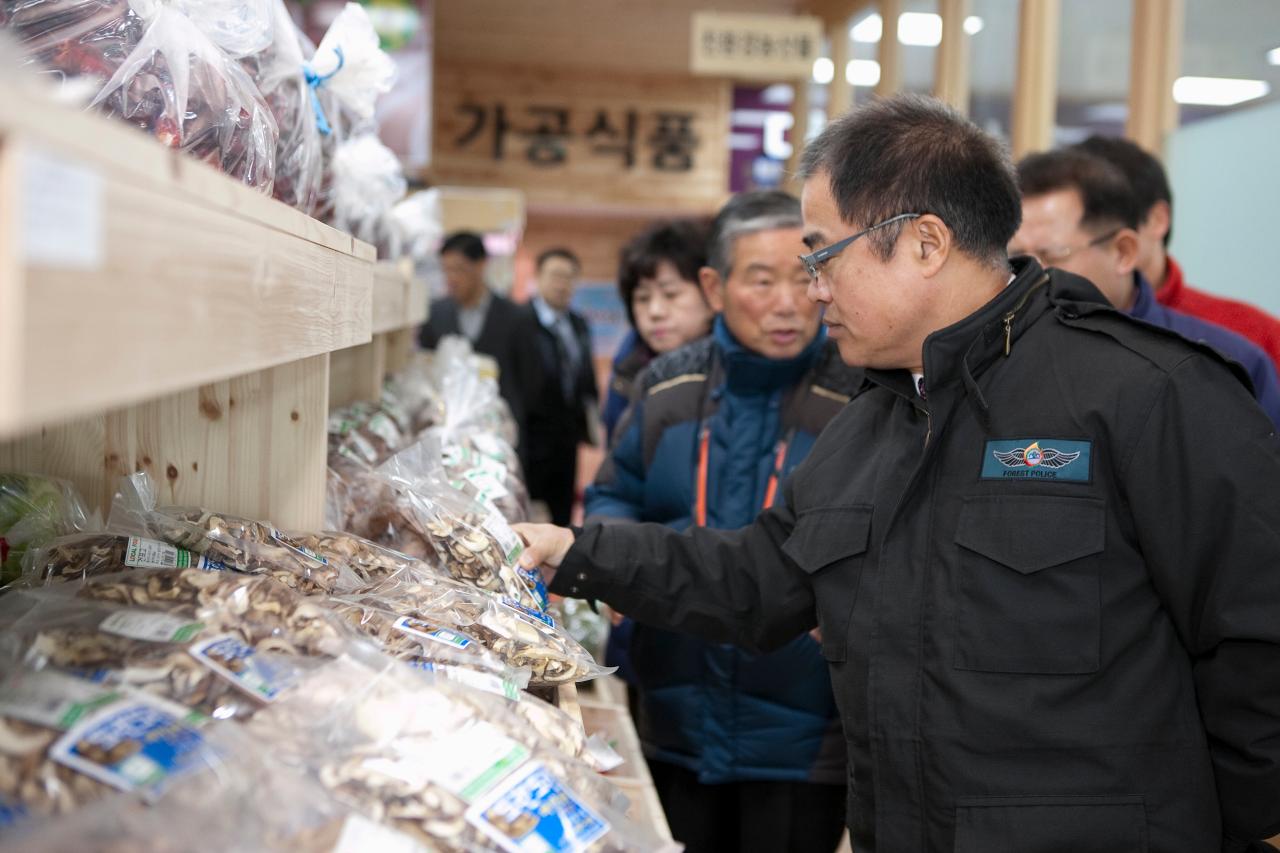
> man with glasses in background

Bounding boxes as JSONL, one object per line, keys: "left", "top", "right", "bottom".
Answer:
{"left": 515, "top": 96, "right": 1280, "bottom": 852}
{"left": 1013, "top": 147, "right": 1280, "bottom": 426}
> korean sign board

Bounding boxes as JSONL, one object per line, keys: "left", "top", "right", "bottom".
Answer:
{"left": 690, "top": 12, "right": 822, "bottom": 80}
{"left": 434, "top": 63, "right": 729, "bottom": 211}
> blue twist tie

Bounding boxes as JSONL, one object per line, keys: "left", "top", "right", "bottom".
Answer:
{"left": 303, "top": 45, "right": 345, "bottom": 136}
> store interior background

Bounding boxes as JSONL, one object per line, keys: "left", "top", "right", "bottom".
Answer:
{"left": 367, "top": 0, "right": 1277, "bottom": 493}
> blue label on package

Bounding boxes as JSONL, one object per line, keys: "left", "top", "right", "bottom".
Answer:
{"left": 52, "top": 697, "right": 209, "bottom": 794}
{"left": 981, "top": 438, "right": 1092, "bottom": 482}
{"left": 0, "top": 795, "right": 28, "bottom": 829}
{"left": 468, "top": 762, "right": 609, "bottom": 853}
{"left": 517, "top": 567, "right": 551, "bottom": 611}
{"left": 501, "top": 598, "right": 555, "bottom": 628}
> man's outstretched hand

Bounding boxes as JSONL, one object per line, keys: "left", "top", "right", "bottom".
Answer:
{"left": 514, "top": 523, "right": 577, "bottom": 588}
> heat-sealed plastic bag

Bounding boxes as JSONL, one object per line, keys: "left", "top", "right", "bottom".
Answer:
{"left": 329, "top": 402, "right": 407, "bottom": 468}
{"left": 0, "top": 474, "right": 97, "bottom": 587}
{"left": 21, "top": 532, "right": 230, "bottom": 586}
{"left": 434, "top": 429, "right": 530, "bottom": 523}
{"left": 0, "top": 589, "right": 322, "bottom": 720}
{"left": 250, "top": 657, "right": 671, "bottom": 853}
{"left": 107, "top": 473, "right": 362, "bottom": 595}
{"left": 285, "top": 529, "right": 439, "bottom": 587}
{"left": 348, "top": 573, "right": 613, "bottom": 688}
{"left": 429, "top": 336, "right": 520, "bottom": 448}
{"left": 375, "top": 442, "right": 540, "bottom": 609}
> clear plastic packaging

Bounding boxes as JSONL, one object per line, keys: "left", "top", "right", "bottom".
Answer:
{"left": 307, "top": 1, "right": 395, "bottom": 126}
{"left": 344, "top": 574, "right": 613, "bottom": 688}
{"left": 329, "top": 132, "right": 407, "bottom": 246}
{"left": 107, "top": 473, "right": 362, "bottom": 595}
{"left": 375, "top": 443, "right": 538, "bottom": 609}
{"left": 0, "top": 473, "right": 97, "bottom": 587}
{"left": 249, "top": 657, "right": 670, "bottom": 853}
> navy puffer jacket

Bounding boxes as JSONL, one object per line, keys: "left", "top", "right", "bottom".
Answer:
{"left": 587, "top": 317, "right": 863, "bottom": 784}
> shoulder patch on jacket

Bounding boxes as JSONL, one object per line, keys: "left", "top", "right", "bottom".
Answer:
{"left": 641, "top": 338, "right": 716, "bottom": 394}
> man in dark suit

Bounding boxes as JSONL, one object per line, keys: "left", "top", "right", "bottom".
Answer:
{"left": 521, "top": 248, "right": 599, "bottom": 525}
{"left": 419, "top": 231, "right": 543, "bottom": 454}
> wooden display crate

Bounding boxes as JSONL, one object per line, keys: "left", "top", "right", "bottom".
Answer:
{"left": 579, "top": 694, "right": 673, "bottom": 844}
{"left": 329, "top": 259, "right": 429, "bottom": 409}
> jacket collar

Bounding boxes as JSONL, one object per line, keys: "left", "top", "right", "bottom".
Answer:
{"left": 866, "top": 257, "right": 1050, "bottom": 406}
{"left": 1128, "top": 272, "right": 1159, "bottom": 320}
{"left": 712, "top": 316, "right": 826, "bottom": 395}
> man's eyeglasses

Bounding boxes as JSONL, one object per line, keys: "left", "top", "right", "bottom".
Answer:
{"left": 798, "top": 213, "right": 922, "bottom": 279}
{"left": 1015, "top": 228, "right": 1122, "bottom": 266}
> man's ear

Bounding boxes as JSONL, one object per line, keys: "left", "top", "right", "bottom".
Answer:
{"left": 1144, "top": 200, "right": 1172, "bottom": 243}
{"left": 911, "top": 215, "right": 951, "bottom": 278}
{"left": 699, "top": 266, "right": 726, "bottom": 313}
{"left": 1114, "top": 228, "right": 1141, "bottom": 275}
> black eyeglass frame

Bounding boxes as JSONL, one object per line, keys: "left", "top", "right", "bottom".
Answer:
{"left": 798, "top": 212, "right": 922, "bottom": 279}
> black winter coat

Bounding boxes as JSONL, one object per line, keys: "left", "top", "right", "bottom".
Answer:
{"left": 551, "top": 258, "right": 1280, "bottom": 853}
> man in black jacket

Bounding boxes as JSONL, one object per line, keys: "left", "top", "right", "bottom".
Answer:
{"left": 520, "top": 248, "right": 599, "bottom": 525}
{"left": 419, "top": 231, "right": 543, "bottom": 455}
{"left": 515, "top": 96, "right": 1280, "bottom": 852}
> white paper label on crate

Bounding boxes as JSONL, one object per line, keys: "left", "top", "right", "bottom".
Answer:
{"left": 393, "top": 616, "right": 473, "bottom": 649}
{"left": 466, "top": 761, "right": 610, "bottom": 853}
{"left": 100, "top": 609, "right": 204, "bottom": 644}
{"left": 50, "top": 694, "right": 209, "bottom": 794}
{"left": 0, "top": 669, "right": 122, "bottom": 731}
{"left": 333, "top": 814, "right": 428, "bottom": 853}
{"left": 422, "top": 720, "right": 530, "bottom": 802}
{"left": 123, "top": 536, "right": 221, "bottom": 571}
{"left": 188, "top": 634, "right": 296, "bottom": 702}
{"left": 482, "top": 511, "right": 524, "bottom": 565}
{"left": 21, "top": 147, "right": 104, "bottom": 270}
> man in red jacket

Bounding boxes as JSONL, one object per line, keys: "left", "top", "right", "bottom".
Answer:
{"left": 1076, "top": 135, "right": 1280, "bottom": 370}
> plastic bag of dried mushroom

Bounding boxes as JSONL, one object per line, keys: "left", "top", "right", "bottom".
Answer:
{"left": 105, "top": 473, "right": 364, "bottom": 595}
{"left": 250, "top": 657, "right": 675, "bottom": 853}
{"left": 374, "top": 446, "right": 544, "bottom": 611}
{"left": 279, "top": 529, "right": 443, "bottom": 588}
{"left": 432, "top": 429, "right": 531, "bottom": 525}
{"left": 336, "top": 575, "right": 614, "bottom": 688}
{"left": 0, "top": 663, "right": 392, "bottom": 851}
{"left": 0, "top": 589, "right": 334, "bottom": 721}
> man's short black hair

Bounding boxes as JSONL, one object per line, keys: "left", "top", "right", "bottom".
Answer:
{"left": 799, "top": 94, "right": 1022, "bottom": 268}
{"left": 1017, "top": 148, "right": 1141, "bottom": 233}
{"left": 537, "top": 247, "right": 581, "bottom": 271}
{"left": 1074, "top": 135, "right": 1174, "bottom": 246}
{"left": 439, "top": 231, "right": 487, "bottom": 261}
{"left": 617, "top": 219, "right": 709, "bottom": 326}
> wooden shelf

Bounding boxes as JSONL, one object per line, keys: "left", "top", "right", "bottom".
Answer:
{"left": 329, "top": 260, "right": 429, "bottom": 409}
{"left": 0, "top": 81, "right": 376, "bottom": 440}
{"left": 0, "top": 78, "right": 376, "bottom": 529}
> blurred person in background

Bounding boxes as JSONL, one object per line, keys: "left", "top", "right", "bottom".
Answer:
{"left": 521, "top": 248, "right": 599, "bottom": 526}
{"left": 586, "top": 190, "right": 862, "bottom": 853}
{"left": 1076, "top": 134, "right": 1280, "bottom": 371}
{"left": 1013, "top": 148, "right": 1280, "bottom": 427}
{"left": 603, "top": 219, "right": 716, "bottom": 443}
{"left": 419, "top": 231, "right": 544, "bottom": 457}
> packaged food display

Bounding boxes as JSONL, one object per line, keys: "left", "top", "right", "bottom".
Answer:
{"left": 0, "top": 474, "right": 97, "bottom": 586}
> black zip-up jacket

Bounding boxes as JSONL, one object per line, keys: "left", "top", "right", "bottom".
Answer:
{"left": 550, "top": 258, "right": 1280, "bottom": 852}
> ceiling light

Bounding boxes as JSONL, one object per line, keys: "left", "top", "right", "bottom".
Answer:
{"left": 1172, "top": 76, "right": 1270, "bottom": 106}
{"left": 812, "top": 57, "right": 835, "bottom": 85}
{"left": 851, "top": 13, "right": 882, "bottom": 43}
{"left": 847, "top": 59, "right": 881, "bottom": 87}
{"left": 897, "top": 12, "right": 942, "bottom": 46}
{"left": 1267, "top": 47, "right": 1280, "bottom": 65}
{"left": 964, "top": 16, "right": 984, "bottom": 35}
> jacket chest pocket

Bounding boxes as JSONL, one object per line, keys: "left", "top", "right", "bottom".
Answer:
{"left": 953, "top": 495, "right": 1105, "bottom": 675}
{"left": 782, "top": 505, "right": 872, "bottom": 663}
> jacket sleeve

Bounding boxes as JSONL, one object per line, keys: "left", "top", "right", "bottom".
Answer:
{"left": 1121, "top": 354, "right": 1280, "bottom": 842}
{"left": 550, "top": 492, "right": 815, "bottom": 654}
{"left": 583, "top": 393, "right": 648, "bottom": 522}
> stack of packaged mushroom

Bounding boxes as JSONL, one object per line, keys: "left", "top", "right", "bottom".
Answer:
{"left": 0, "top": 344, "right": 666, "bottom": 852}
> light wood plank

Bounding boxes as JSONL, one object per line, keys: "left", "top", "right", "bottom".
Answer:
{"left": 875, "top": 0, "right": 903, "bottom": 98}
{"left": 1126, "top": 0, "right": 1183, "bottom": 155}
{"left": 329, "top": 339, "right": 389, "bottom": 409}
{"left": 935, "top": 0, "right": 972, "bottom": 115}
{"left": 1011, "top": 0, "right": 1060, "bottom": 159}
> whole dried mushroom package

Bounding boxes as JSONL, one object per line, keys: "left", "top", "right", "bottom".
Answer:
{"left": 250, "top": 658, "right": 671, "bottom": 853}
{"left": 339, "top": 576, "right": 612, "bottom": 688}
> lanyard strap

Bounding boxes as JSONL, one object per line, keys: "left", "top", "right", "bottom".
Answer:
{"left": 694, "top": 426, "right": 790, "bottom": 528}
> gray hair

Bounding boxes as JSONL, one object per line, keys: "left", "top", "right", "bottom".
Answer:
{"left": 706, "top": 190, "right": 803, "bottom": 278}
